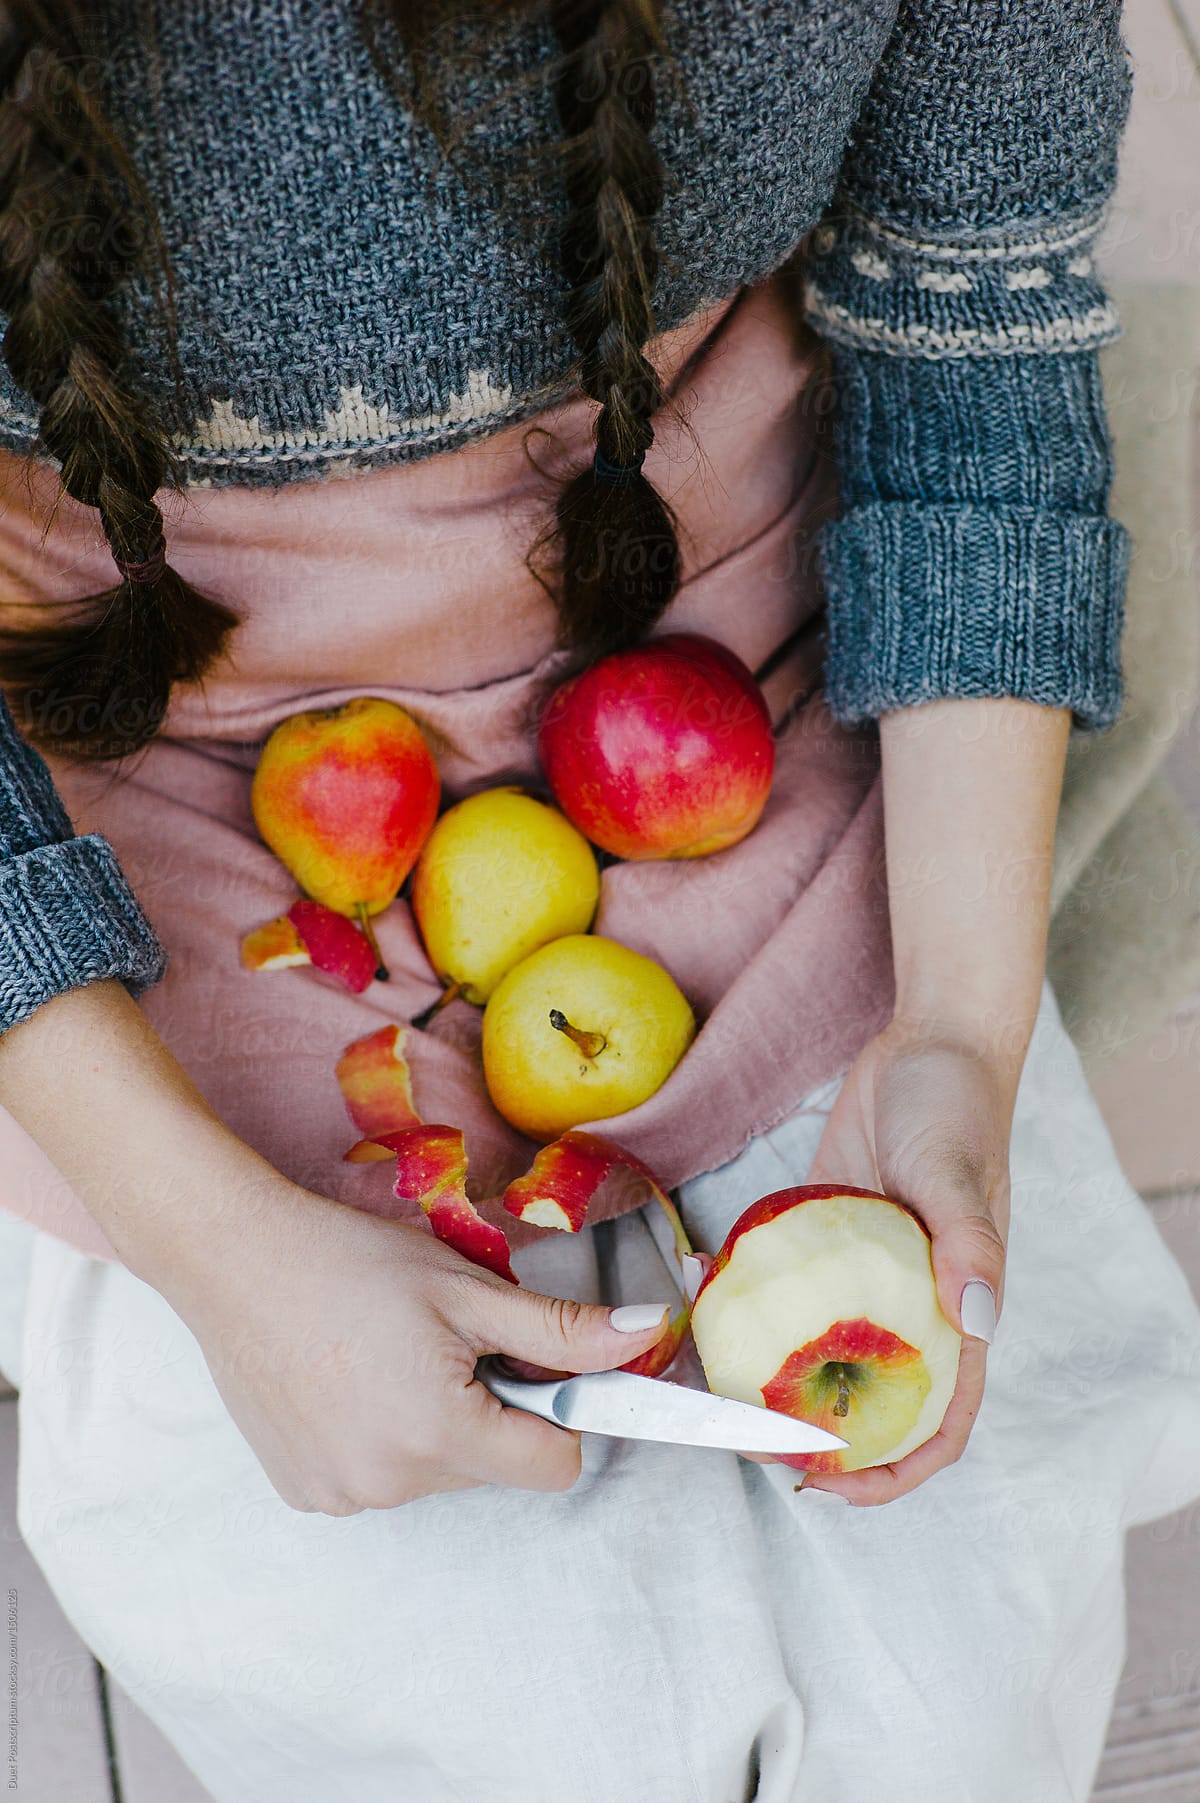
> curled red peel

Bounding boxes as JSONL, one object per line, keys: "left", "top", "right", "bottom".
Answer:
{"left": 241, "top": 900, "right": 377, "bottom": 993}
{"left": 333, "top": 1034, "right": 688, "bottom": 1356}
{"left": 502, "top": 1130, "right": 695, "bottom": 1376}
{"left": 368, "top": 1125, "right": 518, "bottom": 1285}
{"left": 503, "top": 1130, "right": 692, "bottom": 1259}
{"left": 288, "top": 899, "right": 378, "bottom": 992}
{"left": 240, "top": 914, "right": 309, "bottom": 971}
{"left": 344, "top": 1138, "right": 397, "bottom": 1164}
{"left": 336, "top": 1025, "right": 421, "bottom": 1142}
{"left": 501, "top": 1132, "right": 616, "bottom": 1233}
{"left": 334, "top": 1030, "right": 516, "bottom": 1280}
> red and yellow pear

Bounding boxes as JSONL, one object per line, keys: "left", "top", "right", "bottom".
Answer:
{"left": 690, "top": 1185, "right": 961, "bottom": 1473}
{"left": 251, "top": 697, "right": 440, "bottom": 976}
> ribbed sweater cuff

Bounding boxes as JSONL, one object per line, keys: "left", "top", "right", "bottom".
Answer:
{"left": 0, "top": 835, "right": 168, "bottom": 1034}
{"left": 822, "top": 502, "right": 1129, "bottom": 731}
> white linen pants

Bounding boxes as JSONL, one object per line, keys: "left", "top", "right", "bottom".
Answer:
{"left": 1, "top": 985, "right": 1199, "bottom": 1803}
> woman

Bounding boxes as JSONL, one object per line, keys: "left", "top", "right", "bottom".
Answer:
{"left": 0, "top": 2, "right": 1198, "bottom": 1798}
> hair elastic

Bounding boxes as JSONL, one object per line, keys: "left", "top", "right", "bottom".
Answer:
{"left": 592, "top": 447, "right": 646, "bottom": 488}
{"left": 115, "top": 535, "right": 168, "bottom": 586}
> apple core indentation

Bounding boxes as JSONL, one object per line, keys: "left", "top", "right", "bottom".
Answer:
{"left": 762, "top": 1317, "right": 931, "bottom": 1471}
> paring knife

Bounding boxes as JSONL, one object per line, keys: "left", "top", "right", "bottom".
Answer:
{"left": 476, "top": 1359, "right": 849, "bottom": 1457}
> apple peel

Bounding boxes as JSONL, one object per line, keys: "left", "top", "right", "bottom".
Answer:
{"left": 240, "top": 914, "right": 309, "bottom": 971}
{"left": 333, "top": 1033, "right": 690, "bottom": 1366}
{"left": 241, "top": 899, "right": 377, "bottom": 993}
{"left": 502, "top": 1130, "right": 695, "bottom": 1377}
{"left": 334, "top": 1027, "right": 518, "bottom": 1282}
{"left": 367, "top": 1125, "right": 518, "bottom": 1285}
{"left": 501, "top": 1131, "right": 615, "bottom": 1233}
{"left": 336, "top": 1025, "right": 422, "bottom": 1143}
{"left": 503, "top": 1130, "right": 691, "bottom": 1258}
{"left": 619, "top": 1302, "right": 691, "bottom": 1379}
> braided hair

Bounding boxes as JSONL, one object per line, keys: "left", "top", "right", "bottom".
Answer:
{"left": 0, "top": 0, "right": 677, "bottom": 759}
{"left": 543, "top": 0, "right": 681, "bottom": 656}
{"left": 0, "top": 2, "right": 236, "bottom": 759}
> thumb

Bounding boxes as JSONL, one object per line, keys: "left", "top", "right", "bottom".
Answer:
{"left": 457, "top": 1283, "right": 673, "bottom": 1377}
{"left": 915, "top": 1175, "right": 1006, "bottom": 1345}
{"left": 463, "top": 1282, "right": 673, "bottom": 1378}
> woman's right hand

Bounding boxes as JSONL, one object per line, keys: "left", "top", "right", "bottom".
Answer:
{"left": 170, "top": 1176, "right": 673, "bottom": 1514}
{"left": 0, "top": 980, "right": 670, "bottom": 1514}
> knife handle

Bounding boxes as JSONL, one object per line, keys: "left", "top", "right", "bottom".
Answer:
{"left": 475, "top": 1358, "right": 568, "bottom": 1424}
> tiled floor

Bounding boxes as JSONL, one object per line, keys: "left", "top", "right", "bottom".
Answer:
{"left": 1088, "top": 1193, "right": 1200, "bottom": 1803}
{"left": 0, "top": 1395, "right": 212, "bottom": 1802}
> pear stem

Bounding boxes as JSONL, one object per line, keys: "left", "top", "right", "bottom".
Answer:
{"left": 832, "top": 1367, "right": 851, "bottom": 1418}
{"left": 355, "top": 904, "right": 390, "bottom": 982}
{"left": 549, "top": 1009, "right": 607, "bottom": 1060}
{"left": 411, "top": 981, "right": 462, "bottom": 1030}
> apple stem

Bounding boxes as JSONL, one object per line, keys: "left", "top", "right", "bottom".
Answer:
{"left": 411, "top": 981, "right": 462, "bottom": 1030}
{"left": 549, "top": 1009, "right": 607, "bottom": 1061}
{"left": 355, "top": 904, "right": 390, "bottom": 982}
{"left": 832, "top": 1367, "right": 851, "bottom": 1418}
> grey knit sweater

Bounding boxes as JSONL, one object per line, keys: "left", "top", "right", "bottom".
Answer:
{"left": 0, "top": 0, "right": 1131, "bottom": 1034}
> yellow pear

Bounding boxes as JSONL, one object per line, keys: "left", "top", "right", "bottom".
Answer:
{"left": 411, "top": 788, "right": 600, "bottom": 1007}
{"left": 482, "top": 934, "right": 696, "bottom": 1141}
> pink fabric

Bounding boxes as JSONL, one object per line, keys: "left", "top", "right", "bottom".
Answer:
{"left": 0, "top": 268, "right": 893, "bottom": 1262}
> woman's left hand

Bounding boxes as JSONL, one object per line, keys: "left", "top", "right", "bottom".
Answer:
{"left": 795, "top": 1015, "right": 1015, "bottom": 1505}
{"left": 765, "top": 693, "right": 1067, "bottom": 1504}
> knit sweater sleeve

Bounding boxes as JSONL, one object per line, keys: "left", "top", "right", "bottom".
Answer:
{"left": 0, "top": 688, "right": 168, "bottom": 1034}
{"left": 804, "top": 0, "right": 1132, "bottom": 730}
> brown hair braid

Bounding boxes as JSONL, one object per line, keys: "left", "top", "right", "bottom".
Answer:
{"left": 0, "top": 2, "right": 237, "bottom": 760}
{"left": 541, "top": 0, "right": 681, "bottom": 656}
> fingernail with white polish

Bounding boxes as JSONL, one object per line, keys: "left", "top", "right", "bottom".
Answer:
{"left": 680, "top": 1254, "right": 705, "bottom": 1302}
{"left": 960, "top": 1280, "right": 996, "bottom": 1345}
{"left": 610, "top": 1303, "right": 671, "bottom": 1334}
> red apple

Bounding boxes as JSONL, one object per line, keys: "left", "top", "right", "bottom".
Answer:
{"left": 690, "top": 1186, "right": 962, "bottom": 1473}
{"left": 537, "top": 632, "right": 775, "bottom": 860}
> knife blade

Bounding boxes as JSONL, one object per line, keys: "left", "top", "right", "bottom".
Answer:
{"left": 477, "top": 1360, "right": 849, "bottom": 1456}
